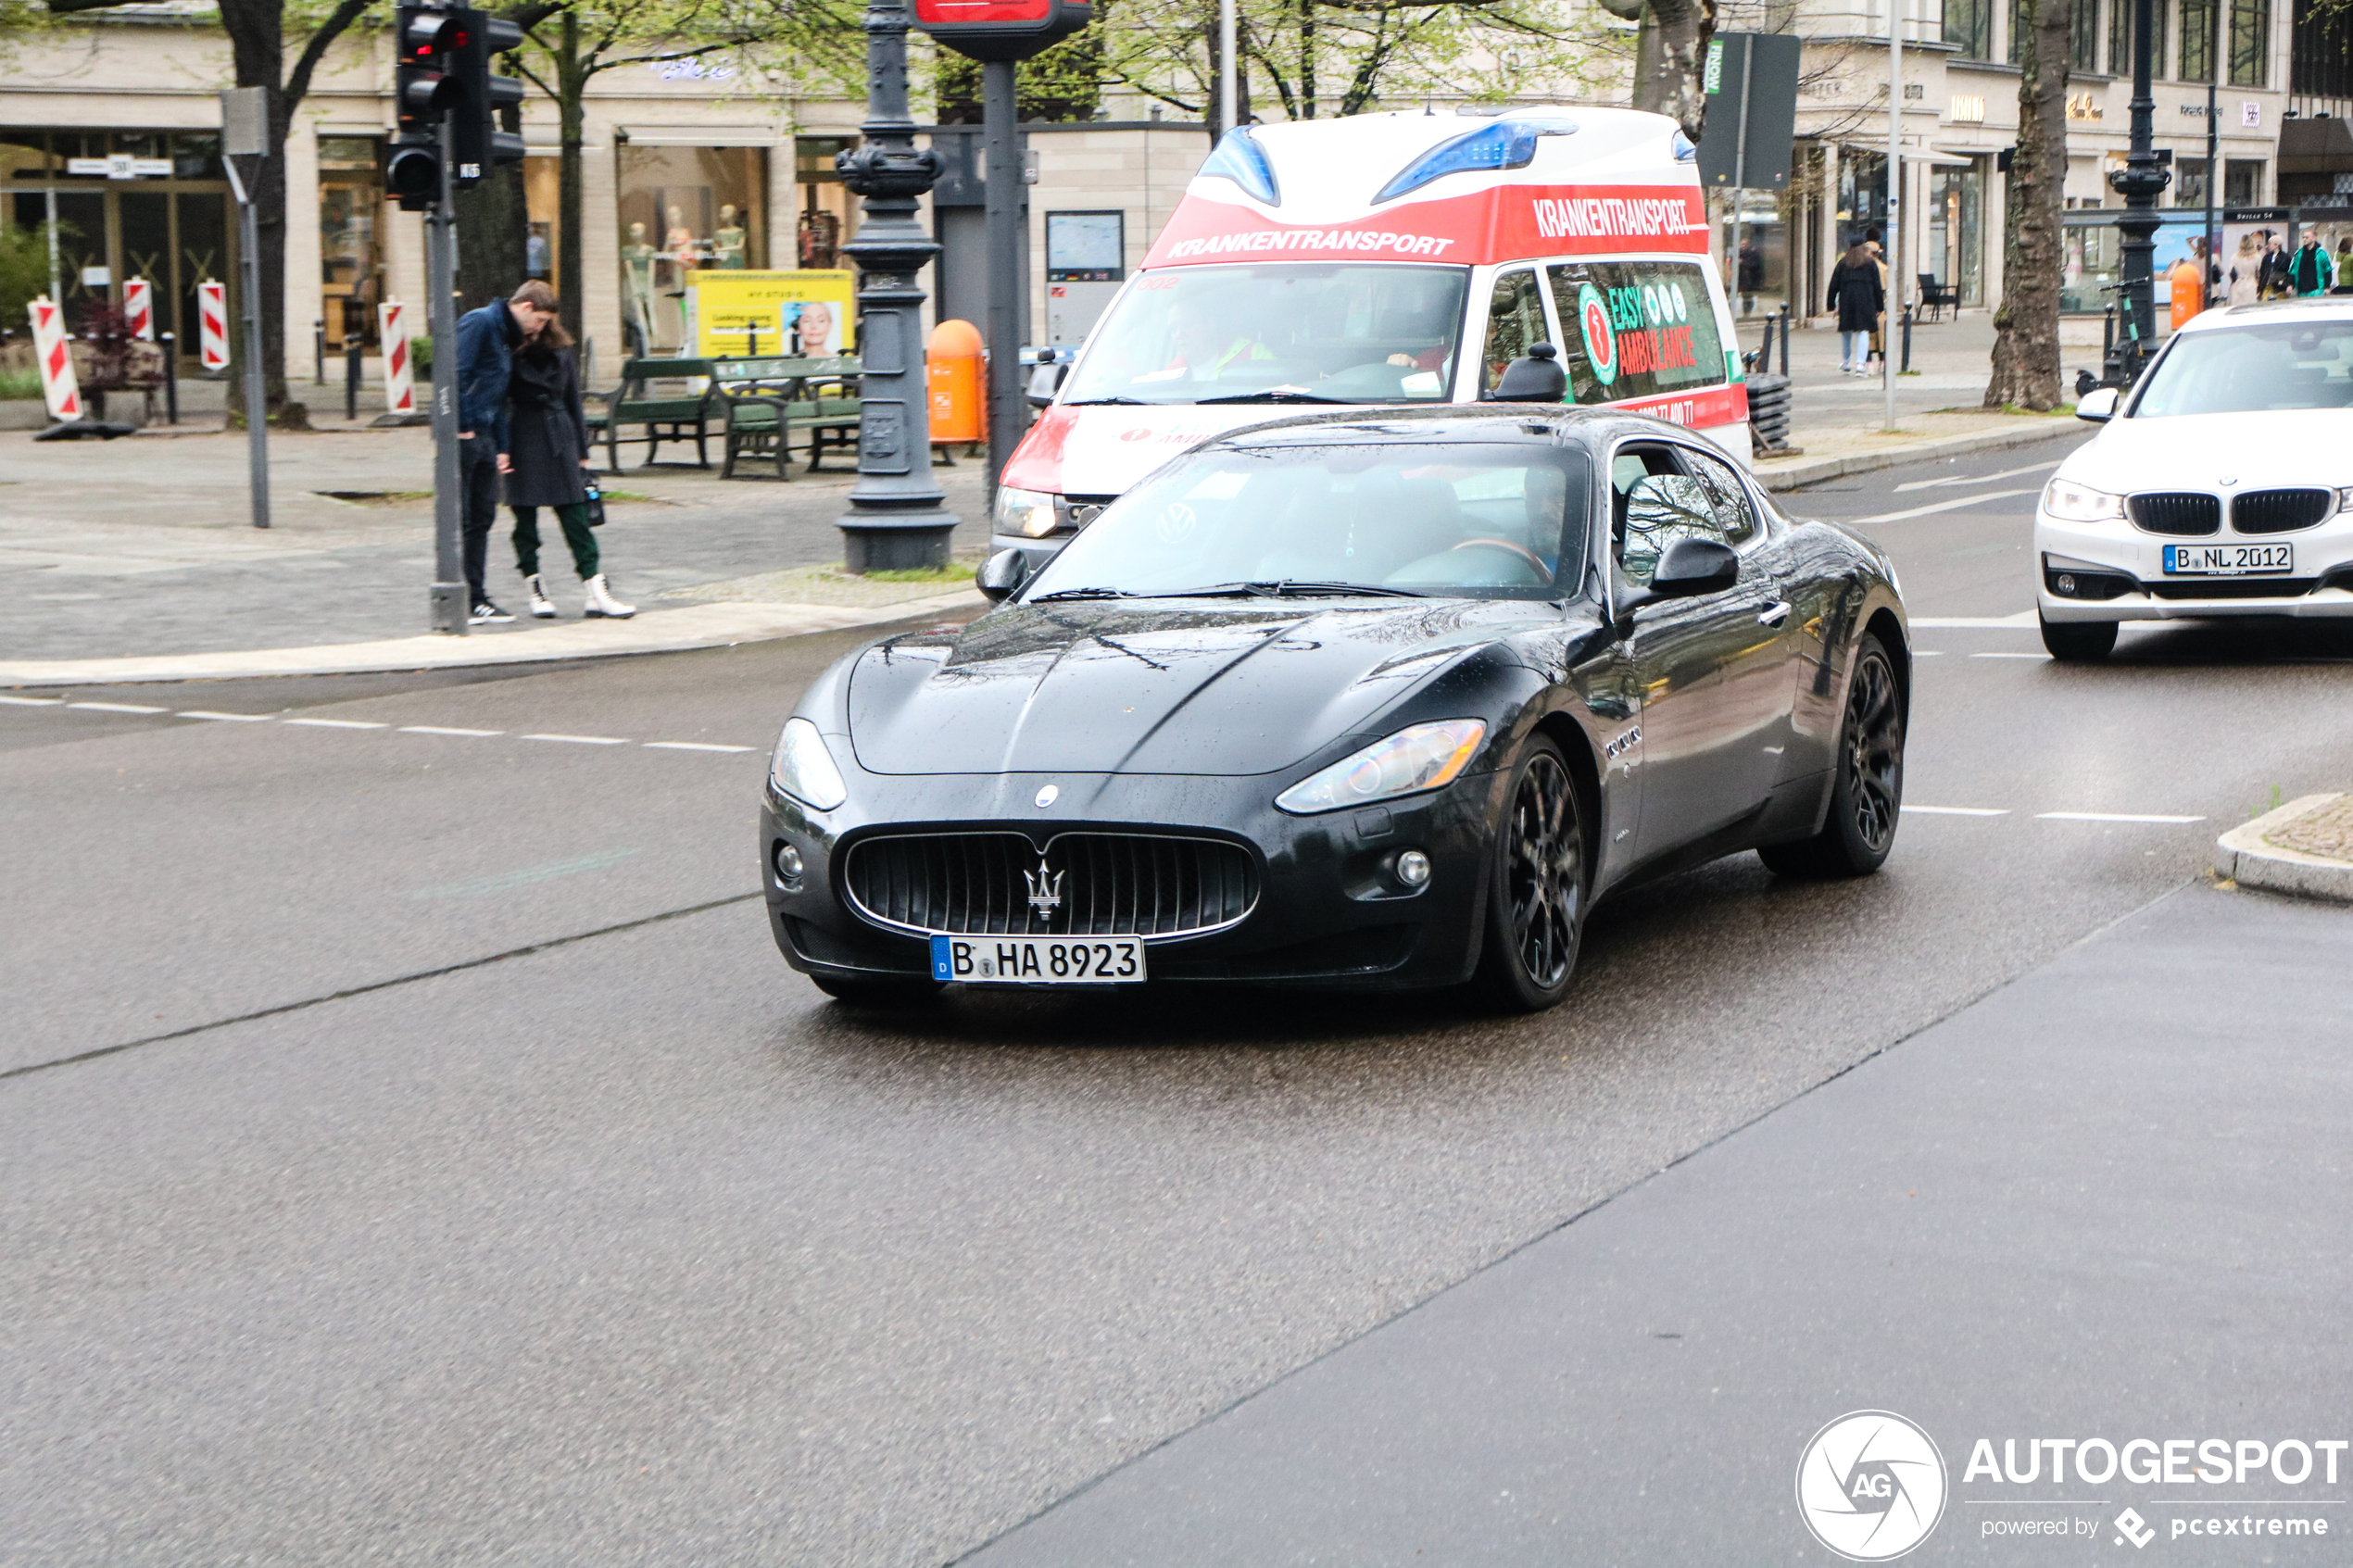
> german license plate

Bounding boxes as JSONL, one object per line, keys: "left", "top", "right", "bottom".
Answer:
{"left": 930, "top": 935, "right": 1147, "bottom": 985}
{"left": 2163, "top": 543, "right": 2293, "bottom": 575}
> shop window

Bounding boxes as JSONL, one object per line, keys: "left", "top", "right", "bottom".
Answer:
{"left": 2174, "top": 157, "right": 2209, "bottom": 206}
{"left": 1929, "top": 162, "right": 1986, "bottom": 307}
{"left": 523, "top": 157, "right": 559, "bottom": 281}
{"left": 796, "top": 135, "right": 854, "bottom": 270}
{"left": 617, "top": 143, "right": 767, "bottom": 355}
{"left": 2227, "top": 0, "right": 2267, "bottom": 83}
{"left": 318, "top": 136, "right": 383, "bottom": 348}
{"left": 1, "top": 130, "right": 49, "bottom": 182}
{"left": 1946, "top": 0, "right": 1994, "bottom": 58}
{"left": 170, "top": 133, "right": 223, "bottom": 182}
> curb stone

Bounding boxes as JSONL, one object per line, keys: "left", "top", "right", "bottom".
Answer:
{"left": 2214, "top": 794, "right": 2353, "bottom": 904}
{"left": 1753, "top": 419, "right": 2082, "bottom": 494}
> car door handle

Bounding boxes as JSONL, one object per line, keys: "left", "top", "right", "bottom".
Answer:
{"left": 1757, "top": 600, "right": 1792, "bottom": 628}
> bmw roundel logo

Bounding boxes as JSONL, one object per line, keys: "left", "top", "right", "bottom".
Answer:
{"left": 1578, "top": 282, "right": 1617, "bottom": 387}
{"left": 1795, "top": 1411, "right": 1947, "bottom": 1561}
{"left": 1035, "top": 784, "right": 1060, "bottom": 809}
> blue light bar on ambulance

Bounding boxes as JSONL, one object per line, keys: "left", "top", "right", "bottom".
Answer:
{"left": 1199, "top": 126, "right": 1281, "bottom": 207}
{"left": 1672, "top": 129, "right": 1698, "bottom": 162}
{"left": 1371, "top": 115, "right": 1579, "bottom": 205}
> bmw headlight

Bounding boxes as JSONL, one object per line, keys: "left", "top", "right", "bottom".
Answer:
{"left": 2042, "top": 478, "right": 2125, "bottom": 523}
{"left": 770, "top": 717, "right": 847, "bottom": 810}
{"left": 1275, "top": 719, "right": 1487, "bottom": 815}
{"left": 995, "top": 485, "right": 1060, "bottom": 539}
{"left": 2338, "top": 486, "right": 2353, "bottom": 515}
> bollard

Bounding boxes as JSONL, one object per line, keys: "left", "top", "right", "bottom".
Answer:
{"left": 747, "top": 328, "right": 760, "bottom": 358}
{"left": 160, "top": 331, "right": 179, "bottom": 425}
{"left": 345, "top": 335, "right": 361, "bottom": 420}
{"left": 1780, "top": 307, "right": 1792, "bottom": 377}
{"left": 1901, "top": 304, "right": 1914, "bottom": 374}
{"left": 314, "top": 318, "right": 325, "bottom": 384}
{"left": 926, "top": 319, "right": 985, "bottom": 455}
{"left": 1758, "top": 311, "right": 1778, "bottom": 379}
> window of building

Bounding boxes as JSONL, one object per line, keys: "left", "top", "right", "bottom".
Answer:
{"left": 616, "top": 143, "right": 768, "bottom": 356}
{"left": 2112, "top": 0, "right": 2170, "bottom": 72}
{"left": 795, "top": 135, "right": 854, "bottom": 270}
{"left": 2175, "top": 157, "right": 2210, "bottom": 205}
{"left": 2227, "top": 0, "right": 2268, "bottom": 83}
{"left": 2073, "top": 0, "right": 2101, "bottom": 69}
{"left": 523, "top": 157, "right": 558, "bottom": 283}
{"left": 2224, "top": 158, "right": 2265, "bottom": 203}
{"left": 1929, "top": 161, "right": 1987, "bottom": 306}
{"left": 317, "top": 136, "right": 382, "bottom": 349}
{"left": 1946, "top": 0, "right": 1994, "bottom": 58}
{"left": 2293, "top": 0, "right": 2353, "bottom": 98}
{"left": 2179, "top": 0, "right": 2217, "bottom": 80}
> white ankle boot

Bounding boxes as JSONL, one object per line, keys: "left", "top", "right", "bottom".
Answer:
{"left": 525, "top": 573, "right": 557, "bottom": 619}
{"left": 583, "top": 574, "right": 635, "bottom": 620}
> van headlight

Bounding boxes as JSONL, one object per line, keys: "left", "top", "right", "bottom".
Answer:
{"left": 770, "top": 717, "right": 847, "bottom": 810}
{"left": 995, "top": 485, "right": 1060, "bottom": 538}
{"left": 1276, "top": 720, "right": 1487, "bottom": 815}
{"left": 2042, "top": 478, "right": 2125, "bottom": 522}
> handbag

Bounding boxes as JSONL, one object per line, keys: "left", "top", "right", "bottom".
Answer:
{"left": 583, "top": 475, "right": 607, "bottom": 529}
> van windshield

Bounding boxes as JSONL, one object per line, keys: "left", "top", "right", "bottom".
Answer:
{"left": 1062, "top": 264, "right": 1469, "bottom": 407}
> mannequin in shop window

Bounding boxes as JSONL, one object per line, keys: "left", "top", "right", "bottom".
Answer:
{"left": 621, "top": 221, "right": 658, "bottom": 357}
{"left": 713, "top": 204, "right": 747, "bottom": 269}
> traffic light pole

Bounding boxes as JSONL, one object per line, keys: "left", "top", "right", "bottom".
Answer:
{"left": 426, "top": 117, "right": 467, "bottom": 634}
{"left": 983, "top": 57, "right": 1023, "bottom": 497}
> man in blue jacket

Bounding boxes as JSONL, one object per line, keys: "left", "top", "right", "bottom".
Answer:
{"left": 455, "top": 286, "right": 557, "bottom": 623}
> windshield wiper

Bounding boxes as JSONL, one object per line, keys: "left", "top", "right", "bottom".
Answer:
{"left": 1195, "top": 387, "right": 1351, "bottom": 405}
{"left": 1161, "top": 580, "right": 1428, "bottom": 599}
{"left": 1028, "top": 586, "right": 1139, "bottom": 602}
{"left": 1062, "top": 396, "right": 1147, "bottom": 406}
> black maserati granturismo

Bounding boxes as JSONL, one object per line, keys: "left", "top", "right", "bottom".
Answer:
{"left": 761, "top": 405, "right": 1907, "bottom": 1011}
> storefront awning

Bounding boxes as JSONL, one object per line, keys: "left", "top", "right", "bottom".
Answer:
{"left": 615, "top": 127, "right": 783, "bottom": 147}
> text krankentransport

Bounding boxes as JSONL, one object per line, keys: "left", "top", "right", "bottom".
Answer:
{"left": 1529, "top": 194, "right": 1704, "bottom": 240}
{"left": 1164, "top": 228, "right": 1459, "bottom": 259}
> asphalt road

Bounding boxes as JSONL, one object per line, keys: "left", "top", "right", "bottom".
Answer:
{"left": 6, "top": 428, "right": 2353, "bottom": 1565}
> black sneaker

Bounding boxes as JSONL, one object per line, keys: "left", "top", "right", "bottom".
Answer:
{"left": 470, "top": 599, "right": 515, "bottom": 625}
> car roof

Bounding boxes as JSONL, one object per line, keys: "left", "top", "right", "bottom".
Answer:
{"left": 2178, "top": 296, "right": 2353, "bottom": 334}
{"left": 1202, "top": 404, "right": 1677, "bottom": 450}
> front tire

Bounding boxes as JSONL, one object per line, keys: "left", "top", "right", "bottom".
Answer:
{"left": 2040, "top": 613, "right": 2118, "bottom": 660}
{"left": 1759, "top": 633, "right": 1905, "bottom": 879}
{"left": 811, "top": 973, "right": 943, "bottom": 1007}
{"left": 1469, "top": 737, "right": 1587, "bottom": 1013}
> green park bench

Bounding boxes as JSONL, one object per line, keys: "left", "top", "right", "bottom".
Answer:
{"left": 586, "top": 357, "right": 716, "bottom": 472}
{"left": 707, "top": 356, "right": 863, "bottom": 482}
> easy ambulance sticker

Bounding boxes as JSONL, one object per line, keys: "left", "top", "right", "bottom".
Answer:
{"left": 1578, "top": 282, "right": 1618, "bottom": 387}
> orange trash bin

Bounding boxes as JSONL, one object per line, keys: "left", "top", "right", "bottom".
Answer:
{"left": 927, "top": 319, "right": 985, "bottom": 445}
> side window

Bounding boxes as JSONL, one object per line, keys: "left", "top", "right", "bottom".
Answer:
{"left": 1545, "top": 260, "right": 1728, "bottom": 405}
{"left": 1612, "top": 444, "right": 1724, "bottom": 587}
{"left": 1480, "top": 269, "right": 1549, "bottom": 396}
{"left": 1680, "top": 447, "right": 1759, "bottom": 546}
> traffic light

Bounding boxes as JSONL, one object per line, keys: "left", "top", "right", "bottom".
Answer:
{"left": 449, "top": 8, "right": 527, "bottom": 190}
{"left": 384, "top": 3, "right": 460, "bottom": 208}
{"left": 912, "top": 0, "right": 1092, "bottom": 62}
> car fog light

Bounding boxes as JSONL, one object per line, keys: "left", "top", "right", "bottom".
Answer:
{"left": 2056, "top": 572, "right": 2077, "bottom": 596}
{"left": 1395, "top": 849, "right": 1432, "bottom": 888}
{"left": 774, "top": 842, "right": 805, "bottom": 885}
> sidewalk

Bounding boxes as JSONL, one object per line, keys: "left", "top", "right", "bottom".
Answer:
{"left": 959, "top": 882, "right": 2353, "bottom": 1565}
{"left": 0, "top": 312, "right": 2089, "bottom": 684}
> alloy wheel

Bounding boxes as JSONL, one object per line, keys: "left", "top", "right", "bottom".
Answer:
{"left": 1504, "top": 752, "right": 1582, "bottom": 989}
{"left": 1843, "top": 649, "right": 1904, "bottom": 854}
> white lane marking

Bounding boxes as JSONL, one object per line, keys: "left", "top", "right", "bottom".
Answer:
{"left": 1893, "top": 459, "right": 2063, "bottom": 494}
{"left": 69, "top": 701, "right": 169, "bottom": 713}
{"left": 1903, "top": 805, "right": 2009, "bottom": 816}
{"left": 399, "top": 725, "right": 503, "bottom": 736}
{"left": 522, "top": 733, "right": 630, "bottom": 745}
{"left": 1972, "top": 651, "right": 2050, "bottom": 659}
{"left": 1914, "top": 650, "right": 1944, "bottom": 657}
{"left": 1910, "top": 612, "right": 2038, "bottom": 627}
{"left": 283, "top": 718, "right": 389, "bottom": 729}
{"left": 0, "top": 695, "right": 64, "bottom": 706}
{"left": 1848, "top": 489, "right": 2041, "bottom": 525}
{"left": 178, "top": 710, "right": 274, "bottom": 721}
{"left": 643, "top": 741, "right": 757, "bottom": 752}
{"left": 2038, "top": 810, "right": 2207, "bottom": 823}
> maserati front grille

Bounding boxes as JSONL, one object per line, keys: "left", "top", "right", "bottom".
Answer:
{"left": 842, "top": 832, "right": 1259, "bottom": 940}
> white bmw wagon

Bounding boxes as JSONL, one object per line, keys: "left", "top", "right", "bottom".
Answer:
{"left": 2036, "top": 296, "right": 2353, "bottom": 659}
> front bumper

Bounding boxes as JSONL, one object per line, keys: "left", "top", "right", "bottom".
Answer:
{"left": 761, "top": 763, "right": 1505, "bottom": 992}
{"left": 2033, "top": 506, "right": 2353, "bottom": 621}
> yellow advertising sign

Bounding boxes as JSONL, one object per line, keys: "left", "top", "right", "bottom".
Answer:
{"left": 686, "top": 270, "right": 857, "bottom": 358}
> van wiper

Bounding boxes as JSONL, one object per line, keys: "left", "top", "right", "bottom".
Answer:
{"left": 1063, "top": 396, "right": 1147, "bottom": 406}
{"left": 1196, "top": 387, "right": 1350, "bottom": 405}
{"left": 1162, "top": 580, "right": 1428, "bottom": 599}
{"left": 1028, "top": 586, "right": 1139, "bottom": 602}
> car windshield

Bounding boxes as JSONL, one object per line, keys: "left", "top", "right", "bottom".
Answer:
{"left": 2133, "top": 318, "right": 2353, "bottom": 415}
{"left": 1021, "top": 442, "right": 1592, "bottom": 602}
{"left": 1061, "top": 264, "right": 1469, "bottom": 407}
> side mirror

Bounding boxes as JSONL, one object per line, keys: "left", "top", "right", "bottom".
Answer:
{"left": 2074, "top": 385, "right": 2120, "bottom": 422}
{"left": 976, "top": 548, "right": 1029, "bottom": 603}
{"left": 1488, "top": 342, "right": 1567, "bottom": 403}
{"left": 1026, "top": 361, "right": 1067, "bottom": 409}
{"left": 1649, "top": 536, "right": 1740, "bottom": 596}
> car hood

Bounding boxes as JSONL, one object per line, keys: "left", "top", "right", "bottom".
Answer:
{"left": 2067, "top": 409, "right": 2353, "bottom": 492}
{"left": 846, "top": 600, "right": 1544, "bottom": 776}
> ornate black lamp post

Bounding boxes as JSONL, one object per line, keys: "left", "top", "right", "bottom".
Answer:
{"left": 835, "top": 0, "right": 957, "bottom": 573}
{"left": 2107, "top": 0, "right": 2170, "bottom": 386}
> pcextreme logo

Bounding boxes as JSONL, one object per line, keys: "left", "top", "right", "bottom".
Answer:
{"left": 1797, "top": 1410, "right": 1950, "bottom": 1561}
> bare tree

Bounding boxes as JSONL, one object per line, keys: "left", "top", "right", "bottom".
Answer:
{"left": 1984, "top": 0, "right": 2070, "bottom": 408}
{"left": 1629, "top": 0, "right": 1711, "bottom": 139}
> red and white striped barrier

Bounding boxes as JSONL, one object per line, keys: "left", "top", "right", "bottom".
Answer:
{"left": 26, "top": 296, "right": 83, "bottom": 421}
{"left": 377, "top": 300, "right": 416, "bottom": 416}
{"left": 196, "top": 279, "right": 229, "bottom": 371}
{"left": 123, "top": 277, "right": 155, "bottom": 341}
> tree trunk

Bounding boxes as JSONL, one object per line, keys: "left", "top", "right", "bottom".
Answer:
{"left": 1632, "top": 0, "right": 1714, "bottom": 142}
{"left": 1985, "top": 0, "right": 2070, "bottom": 409}
{"left": 218, "top": 0, "right": 299, "bottom": 422}
{"left": 455, "top": 100, "right": 529, "bottom": 313}
{"left": 1299, "top": 0, "right": 1315, "bottom": 118}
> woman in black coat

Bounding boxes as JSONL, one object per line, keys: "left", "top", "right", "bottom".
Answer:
{"left": 499, "top": 282, "right": 633, "bottom": 620}
{"left": 1825, "top": 241, "right": 1885, "bottom": 376}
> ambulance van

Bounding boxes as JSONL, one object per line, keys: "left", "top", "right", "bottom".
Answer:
{"left": 992, "top": 105, "right": 1751, "bottom": 563}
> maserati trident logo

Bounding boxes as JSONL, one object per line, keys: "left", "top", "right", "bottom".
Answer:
{"left": 1025, "top": 859, "right": 1064, "bottom": 916}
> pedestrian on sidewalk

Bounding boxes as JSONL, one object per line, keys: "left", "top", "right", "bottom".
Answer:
{"left": 1826, "top": 241, "right": 1883, "bottom": 375}
{"left": 2286, "top": 234, "right": 2335, "bottom": 298}
{"left": 499, "top": 280, "right": 634, "bottom": 621}
{"left": 455, "top": 283, "right": 554, "bottom": 625}
{"left": 2227, "top": 233, "right": 2262, "bottom": 306}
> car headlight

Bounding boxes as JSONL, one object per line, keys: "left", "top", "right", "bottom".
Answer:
{"left": 2338, "top": 486, "right": 2353, "bottom": 515}
{"left": 1275, "top": 719, "right": 1487, "bottom": 815}
{"left": 770, "top": 717, "right": 847, "bottom": 810}
{"left": 2041, "top": 478, "right": 2126, "bottom": 523}
{"left": 995, "top": 485, "right": 1060, "bottom": 539}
